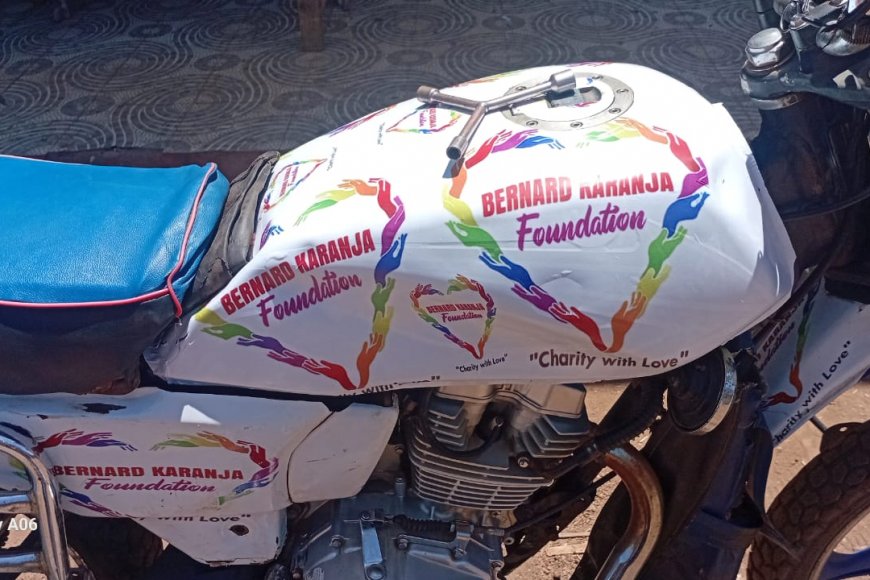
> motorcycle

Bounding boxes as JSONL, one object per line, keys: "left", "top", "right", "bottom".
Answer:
{"left": 0, "top": 0, "right": 868, "bottom": 578}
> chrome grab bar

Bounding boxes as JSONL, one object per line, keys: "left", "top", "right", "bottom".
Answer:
{"left": 0, "top": 432, "right": 71, "bottom": 580}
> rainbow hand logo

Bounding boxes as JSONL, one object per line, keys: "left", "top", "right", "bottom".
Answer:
{"left": 410, "top": 275, "right": 497, "bottom": 360}
{"left": 34, "top": 429, "right": 136, "bottom": 454}
{"left": 151, "top": 431, "right": 279, "bottom": 505}
{"left": 197, "top": 178, "right": 407, "bottom": 391}
{"left": 442, "top": 122, "right": 711, "bottom": 353}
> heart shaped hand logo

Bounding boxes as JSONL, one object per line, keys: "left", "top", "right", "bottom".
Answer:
{"left": 441, "top": 121, "right": 711, "bottom": 353}
{"left": 196, "top": 178, "right": 407, "bottom": 391}
{"left": 262, "top": 158, "right": 328, "bottom": 212}
{"left": 410, "top": 275, "right": 496, "bottom": 360}
{"left": 387, "top": 107, "right": 462, "bottom": 134}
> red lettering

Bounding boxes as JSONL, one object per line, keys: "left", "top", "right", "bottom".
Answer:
{"left": 221, "top": 294, "right": 236, "bottom": 315}
{"left": 494, "top": 188, "right": 506, "bottom": 215}
{"left": 295, "top": 253, "right": 309, "bottom": 274}
{"left": 327, "top": 240, "right": 341, "bottom": 262}
{"left": 505, "top": 184, "right": 518, "bottom": 213}
{"left": 280, "top": 262, "right": 295, "bottom": 281}
{"left": 249, "top": 276, "right": 264, "bottom": 298}
{"left": 230, "top": 289, "right": 244, "bottom": 310}
{"left": 239, "top": 283, "right": 254, "bottom": 305}
{"left": 482, "top": 192, "right": 495, "bottom": 217}
{"left": 631, "top": 174, "right": 644, "bottom": 194}
{"left": 518, "top": 181, "right": 532, "bottom": 207}
{"left": 559, "top": 177, "right": 572, "bottom": 202}
{"left": 270, "top": 266, "right": 286, "bottom": 285}
{"left": 532, "top": 180, "right": 545, "bottom": 205}
{"left": 306, "top": 248, "right": 319, "bottom": 269}
{"left": 316, "top": 244, "right": 329, "bottom": 267}
{"left": 337, "top": 236, "right": 352, "bottom": 259}
{"left": 262, "top": 271, "right": 276, "bottom": 292}
{"left": 545, "top": 177, "right": 558, "bottom": 203}
{"left": 591, "top": 183, "right": 604, "bottom": 198}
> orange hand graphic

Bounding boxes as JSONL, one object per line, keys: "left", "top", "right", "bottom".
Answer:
{"left": 198, "top": 432, "right": 248, "bottom": 453}
{"left": 616, "top": 118, "right": 668, "bottom": 144}
{"left": 608, "top": 292, "right": 648, "bottom": 353}
{"left": 339, "top": 179, "right": 378, "bottom": 196}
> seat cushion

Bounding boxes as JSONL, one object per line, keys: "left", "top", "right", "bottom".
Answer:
{"left": 0, "top": 155, "right": 230, "bottom": 314}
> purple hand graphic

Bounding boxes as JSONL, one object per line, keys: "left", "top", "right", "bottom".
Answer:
{"left": 678, "top": 158, "right": 708, "bottom": 198}
{"left": 238, "top": 334, "right": 286, "bottom": 354}
{"left": 511, "top": 284, "right": 558, "bottom": 315}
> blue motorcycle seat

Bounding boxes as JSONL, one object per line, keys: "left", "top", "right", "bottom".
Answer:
{"left": 0, "top": 155, "right": 230, "bottom": 314}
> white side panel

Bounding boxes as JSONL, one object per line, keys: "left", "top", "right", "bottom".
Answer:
{"left": 759, "top": 282, "right": 870, "bottom": 443}
{"left": 288, "top": 402, "right": 398, "bottom": 503}
{"left": 137, "top": 511, "right": 286, "bottom": 565}
{"left": 0, "top": 388, "right": 330, "bottom": 518}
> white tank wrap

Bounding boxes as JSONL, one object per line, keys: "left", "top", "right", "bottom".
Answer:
{"left": 159, "top": 63, "right": 796, "bottom": 396}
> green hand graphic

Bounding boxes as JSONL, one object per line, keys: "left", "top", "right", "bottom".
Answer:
{"left": 647, "top": 226, "right": 687, "bottom": 276}
{"left": 446, "top": 221, "right": 503, "bottom": 260}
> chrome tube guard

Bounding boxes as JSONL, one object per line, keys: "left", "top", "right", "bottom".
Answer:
{"left": 0, "top": 432, "right": 80, "bottom": 580}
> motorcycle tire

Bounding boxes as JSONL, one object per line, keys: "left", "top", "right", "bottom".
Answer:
{"left": 65, "top": 514, "right": 163, "bottom": 580}
{"left": 748, "top": 420, "right": 870, "bottom": 580}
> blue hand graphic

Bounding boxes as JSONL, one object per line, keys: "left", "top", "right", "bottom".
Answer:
{"left": 480, "top": 253, "right": 534, "bottom": 290}
{"left": 374, "top": 233, "right": 407, "bottom": 285}
{"left": 662, "top": 192, "right": 709, "bottom": 236}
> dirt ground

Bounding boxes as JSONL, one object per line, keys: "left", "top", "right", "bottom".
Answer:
{"left": 8, "top": 384, "right": 869, "bottom": 580}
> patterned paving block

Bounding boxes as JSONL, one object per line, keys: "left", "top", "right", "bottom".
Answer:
{"left": 0, "top": 0, "right": 762, "bottom": 155}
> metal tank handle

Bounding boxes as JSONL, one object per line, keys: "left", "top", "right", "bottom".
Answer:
{"left": 416, "top": 69, "right": 577, "bottom": 160}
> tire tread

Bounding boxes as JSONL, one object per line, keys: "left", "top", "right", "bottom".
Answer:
{"left": 748, "top": 421, "right": 870, "bottom": 580}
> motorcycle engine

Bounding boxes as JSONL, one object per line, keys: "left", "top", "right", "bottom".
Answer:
{"left": 288, "top": 384, "right": 591, "bottom": 579}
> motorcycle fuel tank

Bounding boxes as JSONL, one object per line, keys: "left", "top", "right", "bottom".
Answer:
{"left": 157, "top": 63, "right": 796, "bottom": 396}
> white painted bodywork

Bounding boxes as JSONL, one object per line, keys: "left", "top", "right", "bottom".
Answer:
{"left": 759, "top": 280, "right": 870, "bottom": 443}
{"left": 137, "top": 511, "right": 287, "bottom": 565}
{"left": 288, "top": 400, "right": 397, "bottom": 503}
{"left": 0, "top": 388, "right": 397, "bottom": 564}
{"left": 157, "top": 63, "right": 796, "bottom": 396}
